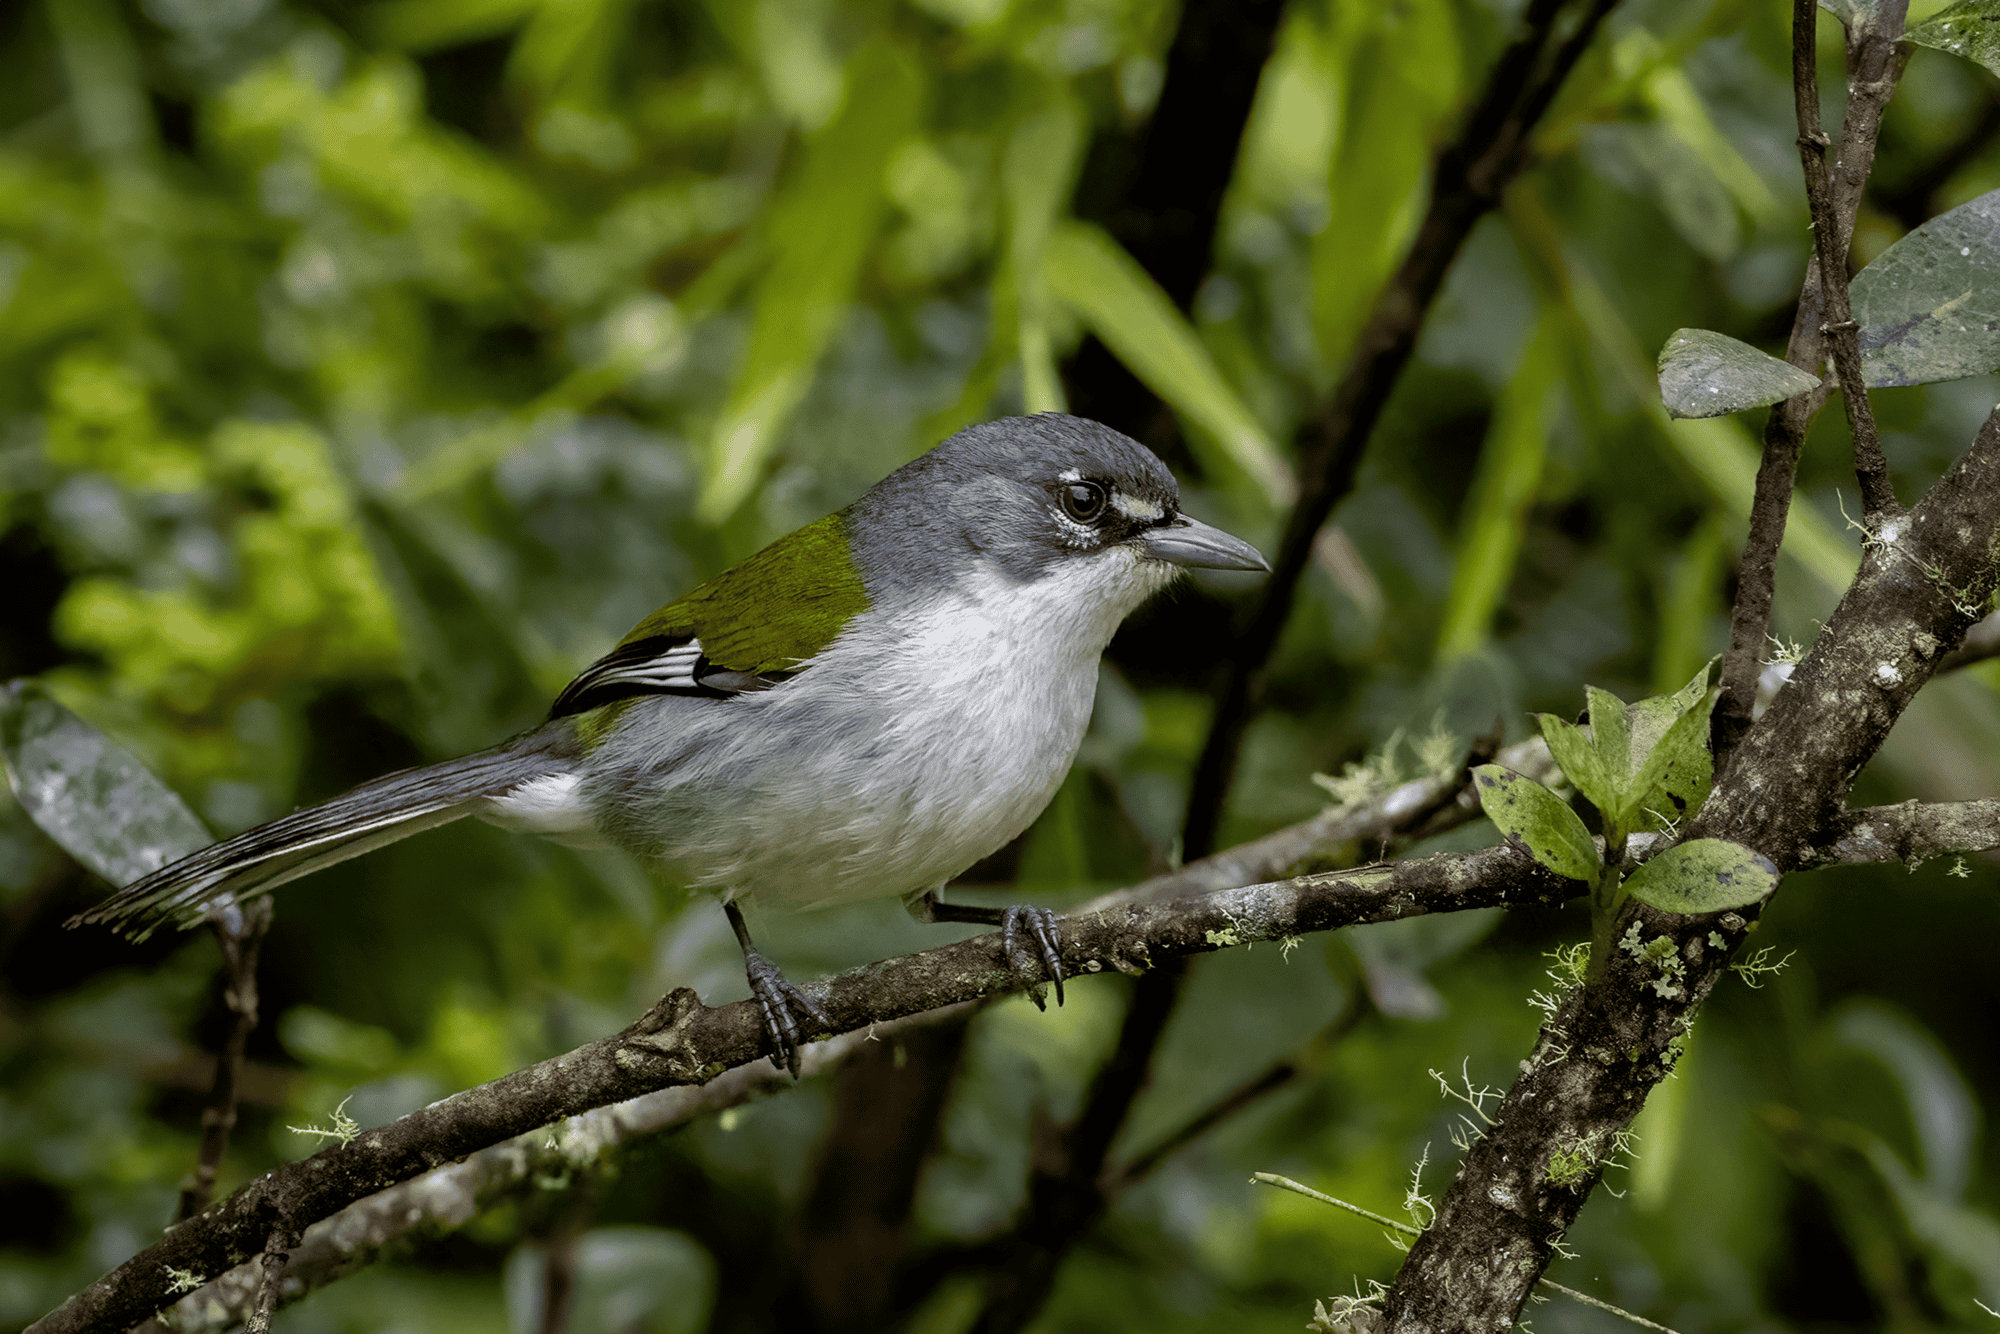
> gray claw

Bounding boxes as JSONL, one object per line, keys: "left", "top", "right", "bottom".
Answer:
{"left": 1000, "top": 905, "right": 1065, "bottom": 1009}
{"left": 743, "top": 951, "right": 829, "bottom": 1078}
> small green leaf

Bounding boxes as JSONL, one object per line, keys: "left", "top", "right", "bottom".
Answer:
{"left": 1536, "top": 713, "right": 1613, "bottom": 813}
{"left": 1473, "top": 765, "right": 1599, "bottom": 882}
{"left": 1658, "top": 328, "right": 1820, "bottom": 419}
{"left": 1853, "top": 188, "right": 2000, "bottom": 388}
{"left": 0, "top": 681, "right": 210, "bottom": 888}
{"left": 1585, "top": 686, "right": 1632, "bottom": 782}
{"left": 1621, "top": 839, "right": 1777, "bottom": 914}
{"left": 1906, "top": 0, "right": 2000, "bottom": 79}
{"left": 1623, "top": 698, "right": 1717, "bottom": 831}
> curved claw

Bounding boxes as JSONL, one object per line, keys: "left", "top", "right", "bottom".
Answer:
{"left": 743, "top": 950, "right": 831, "bottom": 1078}
{"left": 1000, "top": 905, "right": 1066, "bottom": 1010}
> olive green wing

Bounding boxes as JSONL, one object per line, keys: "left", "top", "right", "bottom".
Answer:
{"left": 548, "top": 513, "right": 869, "bottom": 718}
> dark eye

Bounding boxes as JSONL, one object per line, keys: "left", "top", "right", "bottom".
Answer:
{"left": 1059, "top": 481, "right": 1108, "bottom": 523}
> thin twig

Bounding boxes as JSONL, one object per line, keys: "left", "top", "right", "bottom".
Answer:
{"left": 1792, "top": 0, "right": 1898, "bottom": 518}
{"left": 241, "top": 1227, "right": 297, "bottom": 1334}
{"left": 177, "top": 900, "right": 272, "bottom": 1222}
{"left": 1711, "top": 0, "right": 1909, "bottom": 752}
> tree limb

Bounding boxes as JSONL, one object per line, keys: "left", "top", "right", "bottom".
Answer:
{"left": 80, "top": 783, "right": 2000, "bottom": 1333}
{"left": 1380, "top": 404, "right": 2000, "bottom": 1330}
{"left": 1713, "top": 0, "right": 1909, "bottom": 751}
{"left": 29, "top": 846, "right": 1572, "bottom": 1334}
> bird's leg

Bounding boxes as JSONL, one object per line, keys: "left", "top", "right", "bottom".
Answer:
{"left": 725, "top": 901, "right": 831, "bottom": 1079}
{"left": 904, "top": 886, "right": 1065, "bottom": 1010}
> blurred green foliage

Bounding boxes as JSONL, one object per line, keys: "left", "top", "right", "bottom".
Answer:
{"left": 3, "top": 0, "right": 2000, "bottom": 1330}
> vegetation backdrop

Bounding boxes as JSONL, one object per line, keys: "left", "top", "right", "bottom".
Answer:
{"left": 3, "top": 0, "right": 2000, "bottom": 1330}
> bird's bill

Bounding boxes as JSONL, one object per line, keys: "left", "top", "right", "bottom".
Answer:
{"left": 1134, "top": 515, "right": 1270, "bottom": 572}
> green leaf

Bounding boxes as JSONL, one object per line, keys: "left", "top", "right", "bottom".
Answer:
{"left": 1472, "top": 765, "right": 1599, "bottom": 882}
{"left": 1853, "top": 188, "right": 2000, "bottom": 388}
{"left": 1536, "top": 713, "right": 1614, "bottom": 814}
{"left": 1905, "top": 0, "right": 2000, "bottom": 79}
{"left": 1657, "top": 328, "right": 1820, "bottom": 419}
{"left": 1043, "top": 220, "right": 1294, "bottom": 506}
{"left": 1623, "top": 696, "right": 1717, "bottom": 831}
{"left": 1585, "top": 686, "right": 1632, "bottom": 781}
{"left": 0, "top": 681, "right": 209, "bottom": 888}
{"left": 1621, "top": 839, "right": 1777, "bottom": 914}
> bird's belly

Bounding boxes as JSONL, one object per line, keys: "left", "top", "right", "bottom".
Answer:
{"left": 585, "top": 643, "right": 1099, "bottom": 914}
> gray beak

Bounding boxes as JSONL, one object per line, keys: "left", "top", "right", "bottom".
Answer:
{"left": 1134, "top": 514, "right": 1270, "bottom": 572}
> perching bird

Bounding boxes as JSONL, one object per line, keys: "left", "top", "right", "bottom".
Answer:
{"left": 74, "top": 413, "right": 1268, "bottom": 1074}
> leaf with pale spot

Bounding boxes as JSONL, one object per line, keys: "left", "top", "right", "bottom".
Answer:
{"left": 1621, "top": 839, "right": 1777, "bottom": 914}
{"left": 1906, "top": 0, "right": 2000, "bottom": 79}
{"left": 0, "top": 680, "right": 210, "bottom": 888}
{"left": 1658, "top": 328, "right": 1820, "bottom": 419}
{"left": 1853, "top": 188, "right": 2000, "bottom": 388}
{"left": 1473, "top": 765, "right": 1599, "bottom": 882}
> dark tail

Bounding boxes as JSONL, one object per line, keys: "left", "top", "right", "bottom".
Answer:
{"left": 70, "top": 743, "right": 564, "bottom": 940}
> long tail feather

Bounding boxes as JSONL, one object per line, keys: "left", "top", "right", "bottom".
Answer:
{"left": 70, "top": 744, "right": 567, "bottom": 940}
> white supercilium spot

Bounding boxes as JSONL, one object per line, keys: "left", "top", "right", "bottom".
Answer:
{"left": 1110, "top": 490, "right": 1164, "bottom": 521}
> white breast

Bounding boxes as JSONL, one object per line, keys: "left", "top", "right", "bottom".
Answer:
{"left": 585, "top": 547, "right": 1177, "bottom": 913}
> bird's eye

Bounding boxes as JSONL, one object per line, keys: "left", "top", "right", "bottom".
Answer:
{"left": 1059, "top": 481, "right": 1108, "bottom": 523}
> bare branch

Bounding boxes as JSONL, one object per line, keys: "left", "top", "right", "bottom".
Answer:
{"left": 177, "top": 900, "right": 272, "bottom": 1223}
{"left": 1713, "top": 0, "right": 1909, "bottom": 751}
{"left": 73, "top": 778, "right": 2000, "bottom": 1333}
{"left": 1793, "top": 0, "right": 1904, "bottom": 518}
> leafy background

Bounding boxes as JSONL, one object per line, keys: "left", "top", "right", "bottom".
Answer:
{"left": 2, "top": 0, "right": 2000, "bottom": 1329}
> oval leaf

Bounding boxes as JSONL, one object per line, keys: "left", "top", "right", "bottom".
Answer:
{"left": 0, "top": 680, "right": 210, "bottom": 888}
{"left": 1906, "top": 0, "right": 2000, "bottom": 80}
{"left": 1624, "top": 694, "right": 1717, "bottom": 831}
{"left": 1658, "top": 328, "right": 1821, "bottom": 419}
{"left": 1536, "top": 713, "right": 1614, "bottom": 814}
{"left": 1621, "top": 838, "right": 1777, "bottom": 915}
{"left": 1853, "top": 188, "right": 2000, "bottom": 388}
{"left": 1473, "top": 765, "right": 1599, "bottom": 882}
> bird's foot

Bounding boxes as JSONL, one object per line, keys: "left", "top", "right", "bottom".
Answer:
{"left": 1000, "top": 903, "right": 1065, "bottom": 1011}
{"left": 742, "top": 950, "right": 831, "bottom": 1079}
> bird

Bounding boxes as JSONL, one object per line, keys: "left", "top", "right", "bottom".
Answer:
{"left": 72, "top": 413, "right": 1269, "bottom": 1075}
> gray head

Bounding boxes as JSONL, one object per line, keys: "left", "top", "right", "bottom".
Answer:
{"left": 846, "top": 414, "right": 1266, "bottom": 601}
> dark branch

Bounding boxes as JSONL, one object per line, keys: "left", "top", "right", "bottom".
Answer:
{"left": 102, "top": 786, "right": 2000, "bottom": 1332}
{"left": 1380, "top": 404, "right": 2000, "bottom": 1329}
{"left": 1713, "top": 0, "right": 1909, "bottom": 751}
{"left": 30, "top": 847, "right": 1573, "bottom": 1334}
{"left": 178, "top": 901, "right": 271, "bottom": 1223}
{"left": 1793, "top": 0, "right": 1903, "bottom": 519}
{"left": 1182, "top": 0, "right": 1621, "bottom": 860}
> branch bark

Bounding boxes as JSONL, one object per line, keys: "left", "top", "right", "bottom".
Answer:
{"left": 1792, "top": 0, "right": 1904, "bottom": 519}
{"left": 177, "top": 901, "right": 271, "bottom": 1223}
{"left": 83, "top": 788, "right": 2000, "bottom": 1333}
{"left": 30, "top": 846, "right": 1574, "bottom": 1334}
{"left": 1379, "top": 405, "right": 2000, "bottom": 1331}
{"left": 1713, "top": 0, "right": 1910, "bottom": 752}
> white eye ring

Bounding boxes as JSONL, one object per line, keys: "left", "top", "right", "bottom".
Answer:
{"left": 1059, "top": 480, "right": 1107, "bottom": 523}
